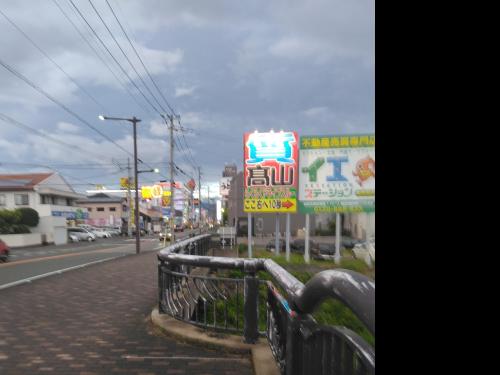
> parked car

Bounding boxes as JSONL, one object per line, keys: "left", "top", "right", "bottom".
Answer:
{"left": 67, "top": 227, "right": 95, "bottom": 242}
{"left": 265, "top": 239, "right": 286, "bottom": 252}
{"left": 341, "top": 236, "right": 363, "bottom": 249}
{"left": 104, "top": 227, "right": 121, "bottom": 236}
{"left": 315, "top": 243, "right": 336, "bottom": 260}
{"left": 290, "top": 239, "right": 320, "bottom": 256}
{"left": 68, "top": 233, "right": 79, "bottom": 243}
{"left": 91, "top": 228, "right": 111, "bottom": 238}
{"left": 0, "top": 239, "right": 10, "bottom": 262}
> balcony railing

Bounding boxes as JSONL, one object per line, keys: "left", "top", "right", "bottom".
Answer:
{"left": 158, "top": 234, "right": 375, "bottom": 375}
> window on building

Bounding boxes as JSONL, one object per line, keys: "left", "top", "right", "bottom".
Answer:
{"left": 0, "top": 194, "right": 5, "bottom": 206}
{"left": 41, "top": 195, "right": 49, "bottom": 204}
{"left": 66, "top": 198, "right": 72, "bottom": 206}
{"left": 109, "top": 207, "right": 116, "bottom": 212}
{"left": 15, "top": 194, "right": 29, "bottom": 205}
{"left": 97, "top": 207, "right": 105, "bottom": 212}
{"left": 55, "top": 197, "right": 66, "bottom": 206}
{"left": 88, "top": 208, "right": 92, "bottom": 212}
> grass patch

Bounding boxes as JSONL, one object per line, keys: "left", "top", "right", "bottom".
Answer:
{"left": 220, "top": 244, "right": 375, "bottom": 346}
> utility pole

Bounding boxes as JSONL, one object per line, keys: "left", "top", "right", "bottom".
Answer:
{"left": 198, "top": 167, "right": 202, "bottom": 232}
{"left": 127, "top": 158, "right": 132, "bottom": 237}
{"left": 166, "top": 114, "right": 176, "bottom": 243}
{"left": 207, "top": 185, "right": 210, "bottom": 225}
{"left": 132, "top": 117, "right": 141, "bottom": 254}
{"left": 100, "top": 115, "right": 141, "bottom": 254}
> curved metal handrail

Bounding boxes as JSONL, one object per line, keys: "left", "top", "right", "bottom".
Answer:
{"left": 158, "top": 245, "right": 375, "bottom": 335}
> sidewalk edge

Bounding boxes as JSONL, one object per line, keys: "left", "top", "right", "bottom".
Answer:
{"left": 151, "top": 307, "right": 280, "bottom": 375}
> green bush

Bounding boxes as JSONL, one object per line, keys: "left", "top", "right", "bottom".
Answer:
{"left": 0, "top": 209, "right": 21, "bottom": 225}
{"left": 0, "top": 209, "right": 34, "bottom": 233}
{"left": 17, "top": 207, "right": 39, "bottom": 227}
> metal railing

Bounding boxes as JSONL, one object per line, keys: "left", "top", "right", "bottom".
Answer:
{"left": 158, "top": 234, "right": 375, "bottom": 375}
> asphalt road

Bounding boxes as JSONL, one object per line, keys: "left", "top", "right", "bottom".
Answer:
{"left": 0, "top": 229, "right": 199, "bottom": 290}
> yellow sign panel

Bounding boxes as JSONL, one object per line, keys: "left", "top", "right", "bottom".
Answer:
{"left": 244, "top": 198, "right": 297, "bottom": 213}
{"left": 162, "top": 196, "right": 171, "bottom": 206}
{"left": 151, "top": 184, "right": 163, "bottom": 198}
{"left": 120, "top": 177, "right": 129, "bottom": 188}
{"left": 162, "top": 190, "right": 171, "bottom": 196}
{"left": 141, "top": 186, "right": 153, "bottom": 199}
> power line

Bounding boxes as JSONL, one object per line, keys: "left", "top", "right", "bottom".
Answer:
{"left": 87, "top": 0, "right": 169, "bottom": 116}
{"left": 50, "top": 0, "right": 153, "bottom": 116}
{"left": 0, "top": 112, "right": 111, "bottom": 162}
{"left": 0, "top": 8, "right": 105, "bottom": 112}
{"left": 0, "top": 58, "right": 134, "bottom": 158}
{"left": 68, "top": 0, "right": 162, "bottom": 116}
{"left": 104, "top": 0, "right": 177, "bottom": 116}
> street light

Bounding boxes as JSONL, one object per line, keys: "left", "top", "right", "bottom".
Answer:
{"left": 138, "top": 168, "right": 160, "bottom": 174}
{"left": 99, "top": 114, "right": 142, "bottom": 255}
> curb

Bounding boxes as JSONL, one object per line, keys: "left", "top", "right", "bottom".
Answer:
{"left": 151, "top": 308, "right": 280, "bottom": 375}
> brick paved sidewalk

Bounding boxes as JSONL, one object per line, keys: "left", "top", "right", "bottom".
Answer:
{"left": 0, "top": 252, "right": 254, "bottom": 375}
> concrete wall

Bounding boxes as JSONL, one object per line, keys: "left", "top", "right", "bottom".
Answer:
{"left": 32, "top": 216, "right": 68, "bottom": 245}
{"left": 343, "top": 212, "right": 375, "bottom": 240}
{"left": 0, "top": 233, "right": 42, "bottom": 248}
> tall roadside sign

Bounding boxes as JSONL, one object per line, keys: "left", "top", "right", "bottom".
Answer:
{"left": 298, "top": 134, "right": 375, "bottom": 264}
{"left": 243, "top": 130, "right": 299, "bottom": 258}
{"left": 298, "top": 134, "right": 375, "bottom": 213}
{"left": 243, "top": 131, "right": 298, "bottom": 213}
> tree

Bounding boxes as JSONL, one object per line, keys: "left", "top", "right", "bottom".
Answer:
{"left": 17, "top": 207, "right": 39, "bottom": 227}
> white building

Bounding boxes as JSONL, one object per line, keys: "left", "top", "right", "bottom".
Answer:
{"left": 343, "top": 212, "right": 375, "bottom": 241}
{"left": 0, "top": 173, "right": 87, "bottom": 245}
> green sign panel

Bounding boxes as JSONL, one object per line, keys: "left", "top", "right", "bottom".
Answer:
{"left": 298, "top": 134, "right": 375, "bottom": 214}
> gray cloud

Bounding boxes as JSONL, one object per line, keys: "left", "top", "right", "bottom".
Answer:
{"left": 0, "top": 0, "right": 374, "bottom": 194}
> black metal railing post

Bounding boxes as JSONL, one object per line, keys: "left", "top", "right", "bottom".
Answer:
{"left": 243, "top": 260, "right": 260, "bottom": 344}
{"left": 158, "top": 260, "right": 165, "bottom": 313}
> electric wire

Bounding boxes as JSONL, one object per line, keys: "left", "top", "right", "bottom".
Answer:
{"left": 0, "top": 8, "right": 106, "bottom": 113}
{"left": 50, "top": 0, "right": 152, "bottom": 116}
{"left": 0, "top": 58, "right": 135, "bottom": 158}
{"left": 67, "top": 0, "right": 162, "bottom": 116}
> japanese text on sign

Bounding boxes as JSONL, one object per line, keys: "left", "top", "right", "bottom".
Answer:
{"left": 243, "top": 131, "right": 298, "bottom": 213}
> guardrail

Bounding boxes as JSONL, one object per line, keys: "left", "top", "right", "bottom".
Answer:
{"left": 158, "top": 234, "right": 375, "bottom": 375}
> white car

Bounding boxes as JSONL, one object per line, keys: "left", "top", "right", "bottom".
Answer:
{"left": 92, "top": 228, "right": 112, "bottom": 238}
{"left": 68, "top": 233, "right": 79, "bottom": 243}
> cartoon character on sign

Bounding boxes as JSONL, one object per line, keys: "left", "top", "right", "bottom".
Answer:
{"left": 353, "top": 156, "right": 375, "bottom": 186}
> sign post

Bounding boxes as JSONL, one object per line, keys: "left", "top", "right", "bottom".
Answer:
{"left": 304, "top": 213, "right": 310, "bottom": 263}
{"left": 275, "top": 213, "right": 280, "bottom": 255}
{"left": 286, "top": 213, "right": 290, "bottom": 262}
{"left": 248, "top": 212, "right": 252, "bottom": 257}
{"left": 335, "top": 212, "right": 341, "bottom": 264}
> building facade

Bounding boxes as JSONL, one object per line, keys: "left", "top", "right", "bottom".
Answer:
{"left": 0, "top": 173, "right": 87, "bottom": 244}
{"left": 75, "top": 193, "right": 125, "bottom": 227}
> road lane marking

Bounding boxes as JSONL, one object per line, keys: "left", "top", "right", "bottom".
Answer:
{"left": 0, "top": 244, "right": 134, "bottom": 268}
{"left": 0, "top": 256, "right": 125, "bottom": 290}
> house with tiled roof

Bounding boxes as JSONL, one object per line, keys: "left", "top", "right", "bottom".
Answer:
{"left": 0, "top": 172, "right": 87, "bottom": 245}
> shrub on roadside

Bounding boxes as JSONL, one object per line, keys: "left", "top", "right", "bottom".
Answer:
{"left": 0, "top": 209, "right": 33, "bottom": 234}
{"left": 17, "top": 207, "right": 39, "bottom": 227}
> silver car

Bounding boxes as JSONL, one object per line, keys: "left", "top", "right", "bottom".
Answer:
{"left": 67, "top": 227, "right": 95, "bottom": 242}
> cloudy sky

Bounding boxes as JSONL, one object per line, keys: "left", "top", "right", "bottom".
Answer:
{"left": 0, "top": 0, "right": 374, "bottom": 197}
